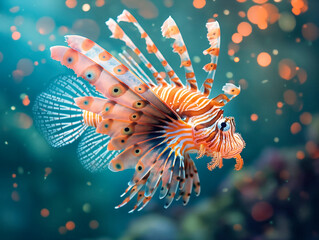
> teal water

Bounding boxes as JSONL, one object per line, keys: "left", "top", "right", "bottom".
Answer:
{"left": 1, "top": 0, "right": 319, "bottom": 239}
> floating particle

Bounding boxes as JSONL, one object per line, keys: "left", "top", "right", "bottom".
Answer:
{"left": 296, "top": 150, "right": 305, "bottom": 160}
{"left": 291, "top": 0, "right": 308, "bottom": 15}
{"left": 0, "top": 52, "right": 3, "bottom": 63}
{"left": 72, "top": 19, "right": 100, "bottom": 41}
{"left": 232, "top": 33, "right": 243, "bottom": 44}
{"left": 66, "top": 0, "right": 77, "bottom": 8}
{"left": 237, "top": 0, "right": 247, "bottom": 2}
{"left": 11, "top": 191, "right": 20, "bottom": 202}
{"left": 261, "top": 79, "right": 268, "bottom": 84}
{"left": 193, "top": 56, "right": 201, "bottom": 63}
{"left": 13, "top": 183, "right": 18, "bottom": 188}
{"left": 277, "top": 186, "right": 290, "bottom": 200}
{"left": 10, "top": 6, "right": 20, "bottom": 13}
{"left": 251, "top": 113, "right": 258, "bottom": 121}
{"left": 272, "top": 49, "right": 278, "bottom": 55}
{"left": 224, "top": 9, "right": 230, "bottom": 15}
{"left": 290, "top": 122, "right": 301, "bottom": 134}
{"left": 36, "top": 17, "right": 55, "bottom": 35}
{"left": 58, "top": 26, "right": 69, "bottom": 35}
{"left": 138, "top": 1, "right": 159, "bottom": 19}
{"left": 238, "top": 11, "right": 246, "bottom": 18}
{"left": 257, "top": 52, "right": 271, "bottom": 67}
{"left": 11, "top": 106, "right": 16, "bottom": 111}
{"left": 164, "top": 0, "right": 174, "bottom": 8}
{"left": 300, "top": 112, "right": 312, "bottom": 125}
{"left": 222, "top": 188, "right": 228, "bottom": 192}
{"left": 44, "top": 167, "right": 52, "bottom": 178}
{"left": 263, "top": 3, "right": 280, "bottom": 24}
{"left": 226, "top": 72, "right": 233, "bottom": 79}
{"left": 38, "top": 44, "right": 45, "bottom": 51}
{"left": 17, "top": 58, "right": 34, "bottom": 77}
{"left": 22, "top": 95, "right": 30, "bottom": 106}
{"left": 193, "top": 0, "right": 206, "bottom": 9}
{"left": 239, "top": 79, "right": 248, "bottom": 89}
{"left": 59, "top": 226, "right": 67, "bottom": 235}
{"left": 234, "top": 57, "right": 240, "bottom": 62}
{"left": 16, "top": 112, "right": 33, "bottom": 129}
{"left": 12, "top": 173, "right": 16, "bottom": 178}
{"left": 302, "top": 23, "right": 319, "bottom": 41}
{"left": 17, "top": 166, "right": 24, "bottom": 174}
{"left": 274, "top": 137, "right": 279, "bottom": 143}
{"left": 82, "top": 203, "right": 91, "bottom": 213}
{"left": 276, "top": 109, "right": 282, "bottom": 115}
{"left": 89, "top": 220, "right": 99, "bottom": 229}
{"left": 283, "top": 90, "right": 297, "bottom": 105}
{"left": 87, "top": 181, "right": 92, "bottom": 186}
{"left": 247, "top": 5, "right": 268, "bottom": 28}
{"left": 82, "top": 3, "right": 90, "bottom": 12}
{"left": 278, "top": 12, "right": 296, "bottom": 32}
{"left": 251, "top": 201, "right": 273, "bottom": 221}
{"left": 41, "top": 208, "right": 50, "bottom": 218}
{"left": 278, "top": 59, "right": 297, "bottom": 80}
{"left": 297, "top": 68, "right": 307, "bottom": 84}
{"left": 5, "top": 141, "right": 8, "bottom": 145}
{"left": 237, "top": 22, "right": 252, "bottom": 37}
{"left": 233, "top": 224, "right": 242, "bottom": 231}
{"left": 12, "top": 31, "right": 21, "bottom": 40}
{"left": 277, "top": 101, "right": 283, "bottom": 108}
{"left": 95, "top": 0, "right": 105, "bottom": 7}
{"left": 65, "top": 221, "right": 75, "bottom": 231}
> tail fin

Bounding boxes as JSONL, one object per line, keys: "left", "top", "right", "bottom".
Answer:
{"left": 33, "top": 75, "right": 98, "bottom": 147}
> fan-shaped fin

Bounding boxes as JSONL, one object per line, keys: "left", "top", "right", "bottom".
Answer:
{"left": 63, "top": 35, "right": 177, "bottom": 120}
{"left": 33, "top": 75, "right": 94, "bottom": 147}
{"left": 77, "top": 127, "right": 120, "bottom": 172}
{"left": 50, "top": 45, "right": 174, "bottom": 121}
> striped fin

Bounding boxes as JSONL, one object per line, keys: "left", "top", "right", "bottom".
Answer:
{"left": 118, "top": 51, "right": 154, "bottom": 87}
{"left": 105, "top": 19, "right": 166, "bottom": 86}
{"left": 201, "top": 20, "right": 221, "bottom": 97}
{"left": 117, "top": 10, "right": 184, "bottom": 88}
{"left": 63, "top": 35, "right": 178, "bottom": 120}
{"left": 33, "top": 75, "right": 94, "bottom": 147}
{"left": 122, "top": 50, "right": 155, "bottom": 87}
{"left": 176, "top": 153, "right": 200, "bottom": 205}
{"left": 77, "top": 127, "right": 120, "bottom": 172}
{"left": 161, "top": 16, "right": 198, "bottom": 91}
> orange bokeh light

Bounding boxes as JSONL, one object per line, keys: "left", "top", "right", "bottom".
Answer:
{"left": 237, "top": 22, "right": 252, "bottom": 37}
{"left": 12, "top": 31, "right": 21, "bottom": 40}
{"left": 193, "top": 0, "right": 206, "bottom": 9}
{"left": 41, "top": 208, "right": 50, "bottom": 218}
{"left": 283, "top": 90, "right": 297, "bottom": 105}
{"left": 296, "top": 151, "right": 305, "bottom": 160}
{"left": 251, "top": 113, "right": 258, "bottom": 121}
{"left": 278, "top": 59, "right": 297, "bottom": 80}
{"left": 302, "top": 23, "right": 319, "bottom": 41}
{"left": 232, "top": 33, "right": 243, "bottom": 44}
{"left": 257, "top": 52, "right": 271, "bottom": 67}
{"left": 247, "top": 5, "right": 268, "bottom": 28}
{"left": 290, "top": 122, "right": 301, "bottom": 134}
{"left": 65, "top": 221, "right": 75, "bottom": 231}
{"left": 300, "top": 112, "right": 312, "bottom": 125}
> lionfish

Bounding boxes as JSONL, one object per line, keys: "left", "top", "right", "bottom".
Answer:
{"left": 33, "top": 10, "right": 245, "bottom": 212}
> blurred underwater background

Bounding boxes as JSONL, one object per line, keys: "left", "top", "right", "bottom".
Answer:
{"left": 1, "top": 0, "right": 319, "bottom": 239}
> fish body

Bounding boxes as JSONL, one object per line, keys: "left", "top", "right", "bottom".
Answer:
{"left": 33, "top": 10, "right": 245, "bottom": 212}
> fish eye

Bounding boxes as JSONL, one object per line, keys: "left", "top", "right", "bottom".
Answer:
{"left": 217, "top": 118, "right": 230, "bottom": 131}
